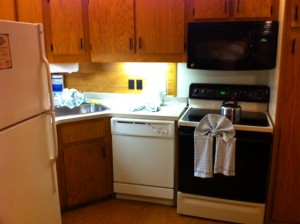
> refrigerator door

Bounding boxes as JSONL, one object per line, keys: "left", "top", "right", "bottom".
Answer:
{"left": 0, "top": 20, "right": 52, "bottom": 130}
{"left": 0, "top": 113, "right": 61, "bottom": 224}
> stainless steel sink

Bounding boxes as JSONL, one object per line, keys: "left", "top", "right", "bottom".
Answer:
{"left": 55, "top": 103, "right": 109, "bottom": 117}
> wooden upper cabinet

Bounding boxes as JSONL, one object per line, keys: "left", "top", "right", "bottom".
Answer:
{"left": 135, "top": 0, "right": 185, "bottom": 54}
{"left": 191, "top": 0, "right": 274, "bottom": 20}
{"left": 89, "top": 0, "right": 186, "bottom": 62}
{"left": 0, "top": 0, "right": 16, "bottom": 21}
{"left": 291, "top": 0, "right": 300, "bottom": 27}
{"left": 43, "top": 0, "right": 90, "bottom": 63}
{"left": 88, "top": 0, "right": 135, "bottom": 55}
{"left": 193, "top": 0, "right": 230, "bottom": 19}
{"left": 15, "top": 0, "right": 43, "bottom": 23}
{"left": 233, "top": 0, "right": 273, "bottom": 19}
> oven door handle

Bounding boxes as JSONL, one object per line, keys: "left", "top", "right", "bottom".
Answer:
{"left": 237, "top": 138, "right": 268, "bottom": 144}
{"left": 179, "top": 131, "right": 194, "bottom": 137}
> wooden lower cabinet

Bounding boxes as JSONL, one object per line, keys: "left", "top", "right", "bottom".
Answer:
{"left": 56, "top": 118, "right": 112, "bottom": 210}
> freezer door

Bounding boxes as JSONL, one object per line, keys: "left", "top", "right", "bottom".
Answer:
{"left": 0, "top": 113, "right": 61, "bottom": 224}
{"left": 0, "top": 20, "right": 52, "bottom": 129}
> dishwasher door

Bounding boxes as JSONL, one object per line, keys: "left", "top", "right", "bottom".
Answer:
{"left": 111, "top": 117, "right": 175, "bottom": 201}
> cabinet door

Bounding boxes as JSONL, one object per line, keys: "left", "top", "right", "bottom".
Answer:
{"left": 88, "top": 0, "right": 135, "bottom": 55}
{"left": 271, "top": 30, "right": 300, "bottom": 223}
{"left": 0, "top": 0, "right": 16, "bottom": 21}
{"left": 193, "top": 0, "right": 230, "bottom": 19}
{"left": 64, "top": 141, "right": 111, "bottom": 207}
{"left": 43, "top": 0, "right": 90, "bottom": 62}
{"left": 16, "top": 0, "right": 43, "bottom": 23}
{"left": 234, "top": 0, "right": 273, "bottom": 19}
{"left": 291, "top": 0, "right": 300, "bottom": 27}
{"left": 136, "top": 0, "right": 185, "bottom": 54}
{"left": 56, "top": 118, "right": 112, "bottom": 208}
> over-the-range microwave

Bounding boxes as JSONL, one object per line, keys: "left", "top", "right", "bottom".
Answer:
{"left": 187, "top": 21, "right": 279, "bottom": 70}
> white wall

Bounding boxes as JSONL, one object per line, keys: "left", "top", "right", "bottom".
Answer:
{"left": 268, "top": 0, "right": 286, "bottom": 123}
{"left": 177, "top": 63, "right": 272, "bottom": 97}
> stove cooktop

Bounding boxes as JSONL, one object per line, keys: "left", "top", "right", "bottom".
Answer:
{"left": 179, "top": 84, "right": 273, "bottom": 132}
{"left": 181, "top": 108, "right": 269, "bottom": 127}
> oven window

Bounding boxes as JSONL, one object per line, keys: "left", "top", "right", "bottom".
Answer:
{"left": 178, "top": 126, "right": 272, "bottom": 203}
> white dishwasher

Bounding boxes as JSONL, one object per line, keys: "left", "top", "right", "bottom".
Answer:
{"left": 111, "top": 117, "right": 175, "bottom": 205}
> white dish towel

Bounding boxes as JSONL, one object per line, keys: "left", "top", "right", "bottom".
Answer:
{"left": 194, "top": 114, "right": 236, "bottom": 178}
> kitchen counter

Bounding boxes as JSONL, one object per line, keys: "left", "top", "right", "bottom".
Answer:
{"left": 55, "top": 93, "right": 187, "bottom": 125}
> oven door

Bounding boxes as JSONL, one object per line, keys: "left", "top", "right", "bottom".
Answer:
{"left": 178, "top": 126, "right": 272, "bottom": 203}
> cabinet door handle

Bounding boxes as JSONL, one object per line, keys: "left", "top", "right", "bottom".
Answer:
{"left": 224, "top": 0, "right": 227, "bottom": 13}
{"left": 80, "top": 38, "right": 83, "bottom": 50}
{"left": 237, "top": 0, "right": 240, "bottom": 13}
{"left": 102, "top": 147, "right": 106, "bottom": 158}
{"left": 292, "top": 39, "right": 296, "bottom": 55}
{"left": 295, "top": 5, "right": 299, "bottom": 22}
{"left": 129, "top": 38, "right": 133, "bottom": 50}
{"left": 139, "top": 37, "right": 142, "bottom": 49}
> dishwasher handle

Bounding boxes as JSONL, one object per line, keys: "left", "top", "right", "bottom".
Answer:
{"left": 116, "top": 120, "right": 150, "bottom": 125}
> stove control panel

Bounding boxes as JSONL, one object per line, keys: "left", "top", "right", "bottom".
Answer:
{"left": 189, "top": 84, "right": 270, "bottom": 102}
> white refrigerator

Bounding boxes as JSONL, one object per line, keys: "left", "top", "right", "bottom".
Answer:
{"left": 0, "top": 20, "right": 62, "bottom": 224}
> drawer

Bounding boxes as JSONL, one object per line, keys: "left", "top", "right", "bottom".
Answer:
{"left": 58, "top": 118, "right": 108, "bottom": 144}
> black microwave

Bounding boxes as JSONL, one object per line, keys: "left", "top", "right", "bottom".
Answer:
{"left": 187, "top": 21, "right": 279, "bottom": 70}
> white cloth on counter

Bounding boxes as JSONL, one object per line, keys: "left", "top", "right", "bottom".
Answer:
{"left": 194, "top": 114, "right": 236, "bottom": 178}
{"left": 129, "top": 103, "right": 160, "bottom": 112}
{"left": 59, "top": 88, "right": 85, "bottom": 109}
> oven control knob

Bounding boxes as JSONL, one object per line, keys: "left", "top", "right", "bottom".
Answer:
{"left": 256, "top": 89, "right": 265, "bottom": 100}
{"left": 202, "top": 88, "right": 207, "bottom": 95}
{"left": 193, "top": 88, "right": 200, "bottom": 95}
{"left": 248, "top": 90, "right": 254, "bottom": 99}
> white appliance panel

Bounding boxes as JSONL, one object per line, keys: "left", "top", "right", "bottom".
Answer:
{"left": 0, "top": 113, "right": 61, "bottom": 224}
{"left": 112, "top": 135, "right": 175, "bottom": 188}
{"left": 0, "top": 21, "right": 51, "bottom": 129}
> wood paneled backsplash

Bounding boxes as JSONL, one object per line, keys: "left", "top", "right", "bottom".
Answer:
{"left": 63, "top": 63, "right": 177, "bottom": 95}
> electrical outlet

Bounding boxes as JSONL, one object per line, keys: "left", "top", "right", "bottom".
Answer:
{"left": 136, "top": 80, "right": 143, "bottom": 90}
{"left": 128, "top": 79, "right": 135, "bottom": 89}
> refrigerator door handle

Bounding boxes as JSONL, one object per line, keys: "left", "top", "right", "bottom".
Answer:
{"left": 38, "top": 24, "right": 55, "bottom": 111}
{"left": 49, "top": 111, "right": 58, "bottom": 162}
{"left": 49, "top": 111, "right": 58, "bottom": 193}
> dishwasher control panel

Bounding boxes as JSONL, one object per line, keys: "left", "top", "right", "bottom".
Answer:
{"left": 111, "top": 118, "right": 175, "bottom": 138}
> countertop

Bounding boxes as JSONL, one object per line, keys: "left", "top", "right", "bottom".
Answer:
{"left": 55, "top": 93, "right": 188, "bottom": 125}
